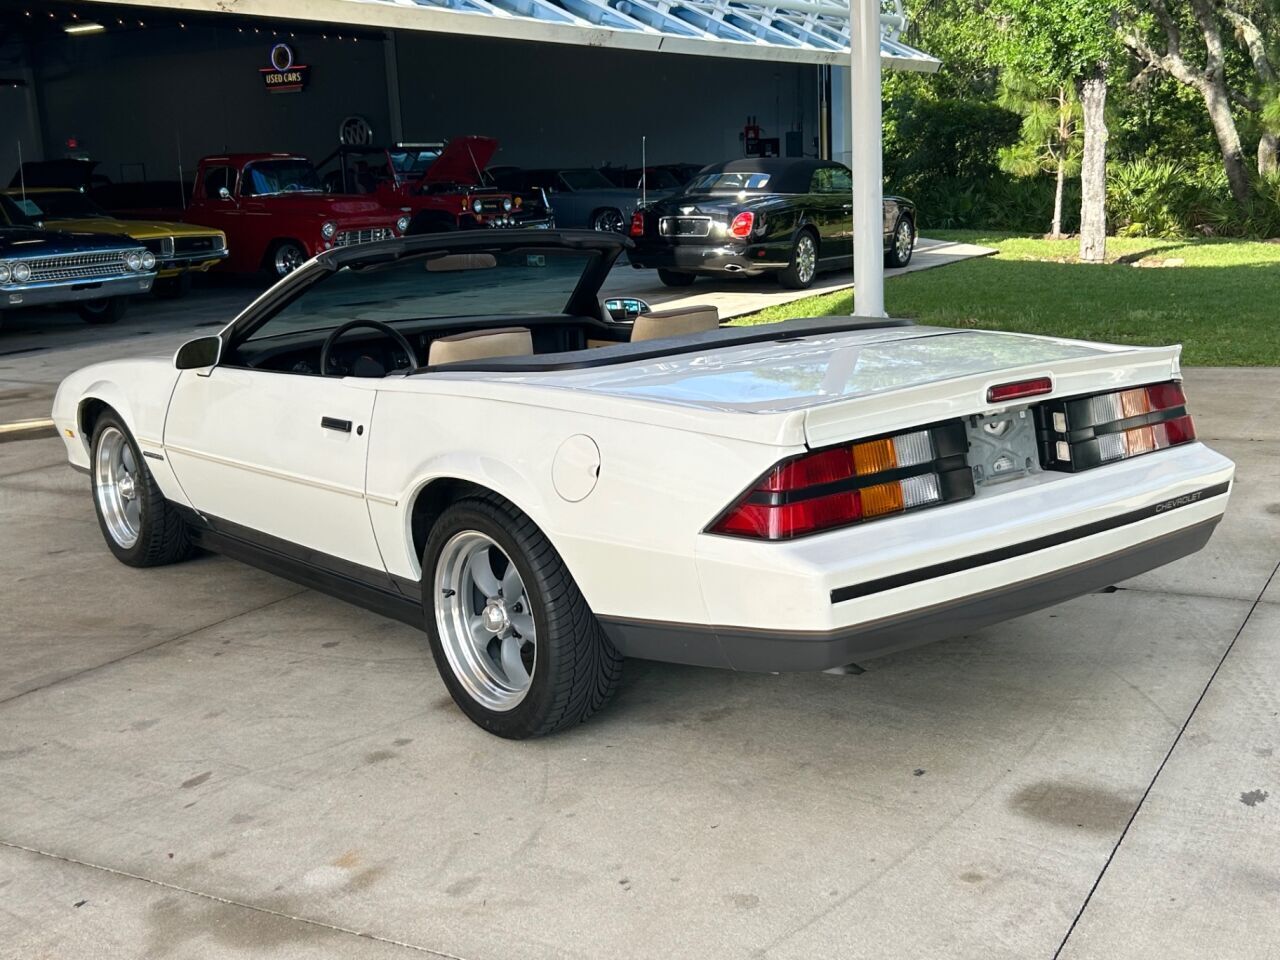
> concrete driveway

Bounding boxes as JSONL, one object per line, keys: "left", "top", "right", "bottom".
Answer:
{"left": 0, "top": 361, "right": 1277, "bottom": 958}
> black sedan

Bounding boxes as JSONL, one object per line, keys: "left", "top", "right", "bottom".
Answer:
{"left": 627, "top": 158, "right": 916, "bottom": 289}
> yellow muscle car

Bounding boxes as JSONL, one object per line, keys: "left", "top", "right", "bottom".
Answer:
{"left": 4, "top": 188, "right": 227, "bottom": 296}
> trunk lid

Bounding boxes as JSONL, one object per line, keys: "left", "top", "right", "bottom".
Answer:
{"left": 468, "top": 325, "right": 1181, "bottom": 446}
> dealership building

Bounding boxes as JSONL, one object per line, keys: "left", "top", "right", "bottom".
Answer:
{"left": 1, "top": 0, "right": 936, "bottom": 186}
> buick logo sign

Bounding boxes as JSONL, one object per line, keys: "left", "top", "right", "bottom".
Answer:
{"left": 340, "top": 116, "right": 375, "bottom": 146}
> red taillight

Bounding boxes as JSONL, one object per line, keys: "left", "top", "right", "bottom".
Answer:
{"left": 629, "top": 211, "right": 645, "bottom": 237}
{"left": 987, "top": 377, "right": 1053, "bottom": 404}
{"left": 1041, "top": 380, "right": 1196, "bottom": 472}
{"left": 710, "top": 423, "right": 974, "bottom": 540}
{"left": 729, "top": 211, "right": 755, "bottom": 238}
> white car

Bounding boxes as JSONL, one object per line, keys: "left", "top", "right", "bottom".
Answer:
{"left": 53, "top": 231, "right": 1235, "bottom": 739}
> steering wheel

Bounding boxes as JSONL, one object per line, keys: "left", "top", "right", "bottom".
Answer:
{"left": 319, "top": 319, "right": 420, "bottom": 377}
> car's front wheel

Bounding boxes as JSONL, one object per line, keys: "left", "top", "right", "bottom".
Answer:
{"left": 267, "top": 239, "right": 308, "bottom": 278}
{"left": 90, "top": 412, "right": 193, "bottom": 567}
{"left": 77, "top": 297, "right": 129, "bottom": 325}
{"left": 423, "top": 494, "right": 622, "bottom": 739}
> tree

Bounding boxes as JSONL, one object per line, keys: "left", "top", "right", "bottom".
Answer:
{"left": 989, "top": 0, "right": 1121, "bottom": 261}
{"left": 996, "top": 74, "right": 1084, "bottom": 237}
{"left": 1120, "top": 0, "right": 1278, "bottom": 202}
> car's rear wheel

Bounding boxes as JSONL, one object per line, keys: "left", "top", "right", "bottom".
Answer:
{"left": 591, "top": 208, "right": 625, "bottom": 233}
{"left": 91, "top": 412, "right": 192, "bottom": 567}
{"left": 885, "top": 216, "right": 915, "bottom": 268}
{"left": 778, "top": 230, "right": 818, "bottom": 289}
{"left": 267, "top": 239, "right": 307, "bottom": 278}
{"left": 77, "top": 297, "right": 129, "bottom": 325}
{"left": 657, "top": 268, "right": 696, "bottom": 287}
{"left": 423, "top": 494, "right": 622, "bottom": 739}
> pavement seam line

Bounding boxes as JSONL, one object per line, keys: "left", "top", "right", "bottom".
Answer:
{"left": 1052, "top": 554, "right": 1280, "bottom": 960}
{"left": 0, "top": 589, "right": 307, "bottom": 708}
{"left": 0, "top": 839, "right": 469, "bottom": 960}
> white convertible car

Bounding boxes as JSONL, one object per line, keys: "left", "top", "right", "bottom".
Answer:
{"left": 53, "top": 231, "right": 1234, "bottom": 738}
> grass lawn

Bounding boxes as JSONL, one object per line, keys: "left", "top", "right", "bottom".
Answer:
{"left": 735, "top": 231, "right": 1280, "bottom": 366}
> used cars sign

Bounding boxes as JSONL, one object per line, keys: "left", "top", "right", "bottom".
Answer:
{"left": 259, "top": 43, "right": 309, "bottom": 94}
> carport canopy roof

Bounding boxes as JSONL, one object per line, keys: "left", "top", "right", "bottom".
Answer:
{"left": 87, "top": 0, "right": 940, "bottom": 70}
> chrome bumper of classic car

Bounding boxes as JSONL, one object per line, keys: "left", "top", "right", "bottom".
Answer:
{"left": 2, "top": 273, "right": 155, "bottom": 308}
{"left": 154, "top": 248, "right": 229, "bottom": 271}
{"left": 628, "top": 242, "right": 789, "bottom": 275}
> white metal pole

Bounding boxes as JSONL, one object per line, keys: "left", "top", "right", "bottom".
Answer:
{"left": 850, "top": 0, "right": 885, "bottom": 317}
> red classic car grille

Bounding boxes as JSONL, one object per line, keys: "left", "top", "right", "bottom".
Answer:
{"left": 659, "top": 216, "right": 712, "bottom": 238}
{"left": 334, "top": 227, "right": 394, "bottom": 247}
{"left": 24, "top": 251, "right": 134, "bottom": 282}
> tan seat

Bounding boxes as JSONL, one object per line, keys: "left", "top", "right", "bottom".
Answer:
{"left": 630, "top": 305, "right": 720, "bottom": 343}
{"left": 428, "top": 327, "right": 534, "bottom": 366}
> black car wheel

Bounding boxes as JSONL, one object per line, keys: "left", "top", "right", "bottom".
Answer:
{"left": 77, "top": 297, "right": 129, "bottom": 325}
{"left": 90, "top": 411, "right": 193, "bottom": 567}
{"left": 885, "top": 216, "right": 915, "bottom": 268}
{"left": 423, "top": 493, "right": 623, "bottom": 739}
{"left": 657, "top": 269, "right": 696, "bottom": 288}
{"left": 778, "top": 230, "right": 818, "bottom": 289}
{"left": 267, "top": 239, "right": 308, "bottom": 278}
{"left": 591, "top": 208, "right": 626, "bottom": 233}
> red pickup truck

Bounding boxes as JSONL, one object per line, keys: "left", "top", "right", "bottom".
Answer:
{"left": 186, "top": 153, "right": 407, "bottom": 276}
{"left": 316, "top": 136, "right": 553, "bottom": 234}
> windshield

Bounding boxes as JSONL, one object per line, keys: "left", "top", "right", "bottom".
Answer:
{"left": 244, "top": 247, "right": 599, "bottom": 342}
{"left": 10, "top": 191, "right": 111, "bottom": 220}
{"left": 242, "top": 159, "right": 323, "bottom": 196}
{"left": 559, "top": 169, "right": 615, "bottom": 191}
{"left": 684, "top": 172, "right": 772, "bottom": 193}
{"left": 389, "top": 148, "right": 442, "bottom": 178}
{"left": 0, "top": 193, "right": 35, "bottom": 227}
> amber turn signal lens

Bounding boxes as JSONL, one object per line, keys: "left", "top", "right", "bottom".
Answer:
{"left": 853, "top": 438, "right": 897, "bottom": 476}
{"left": 859, "top": 482, "right": 905, "bottom": 518}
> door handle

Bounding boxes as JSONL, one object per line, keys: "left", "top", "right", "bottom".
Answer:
{"left": 321, "top": 416, "right": 352, "bottom": 433}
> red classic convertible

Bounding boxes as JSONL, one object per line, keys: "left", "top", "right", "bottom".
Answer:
{"left": 316, "top": 137, "right": 553, "bottom": 234}
{"left": 185, "top": 153, "right": 408, "bottom": 276}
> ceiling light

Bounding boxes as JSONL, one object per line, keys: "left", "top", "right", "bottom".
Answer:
{"left": 64, "top": 22, "right": 105, "bottom": 35}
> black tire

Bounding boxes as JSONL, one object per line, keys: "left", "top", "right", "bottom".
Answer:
{"left": 778, "top": 229, "right": 819, "bottom": 289}
{"left": 885, "top": 216, "right": 916, "bottom": 268}
{"left": 591, "top": 208, "right": 625, "bottom": 233}
{"left": 657, "top": 268, "right": 696, "bottom": 288}
{"left": 90, "top": 411, "right": 193, "bottom": 567}
{"left": 77, "top": 296, "right": 129, "bottom": 325}
{"left": 265, "top": 239, "right": 307, "bottom": 278}
{"left": 154, "top": 271, "right": 193, "bottom": 299}
{"left": 422, "top": 493, "right": 622, "bottom": 739}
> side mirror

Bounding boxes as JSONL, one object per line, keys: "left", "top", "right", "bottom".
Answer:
{"left": 175, "top": 335, "right": 221, "bottom": 370}
{"left": 604, "top": 297, "right": 651, "bottom": 321}
{"left": 218, "top": 186, "right": 231, "bottom": 200}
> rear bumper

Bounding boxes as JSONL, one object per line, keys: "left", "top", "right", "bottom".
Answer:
{"left": 599, "top": 442, "right": 1234, "bottom": 672}
{"left": 601, "top": 515, "right": 1219, "bottom": 671}
{"left": 628, "top": 241, "right": 789, "bottom": 275}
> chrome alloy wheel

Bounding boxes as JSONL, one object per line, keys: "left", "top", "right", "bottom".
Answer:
{"left": 434, "top": 531, "right": 537, "bottom": 711}
{"left": 592, "top": 209, "right": 625, "bottom": 233}
{"left": 894, "top": 220, "right": 914, "bottom": 262}
{"left": 274, "top": 243, "right": 305, "bottom": 276}
{"left": 94, "top": 426, "right": 141, "bottom": 549}
{"left": 795, "top": 233, "right": 817, "bottom": 284}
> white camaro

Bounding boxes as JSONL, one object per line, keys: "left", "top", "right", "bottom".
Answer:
{"left": 53, "top": 231, "right": 1234, "bottom": 738}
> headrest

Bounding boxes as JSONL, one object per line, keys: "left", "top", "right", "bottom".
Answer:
{"left": 631, "top": 304, "right": 721, "bottom": 342}
{"left": 428, "top": 327, "right": 534, "bottom": 366}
